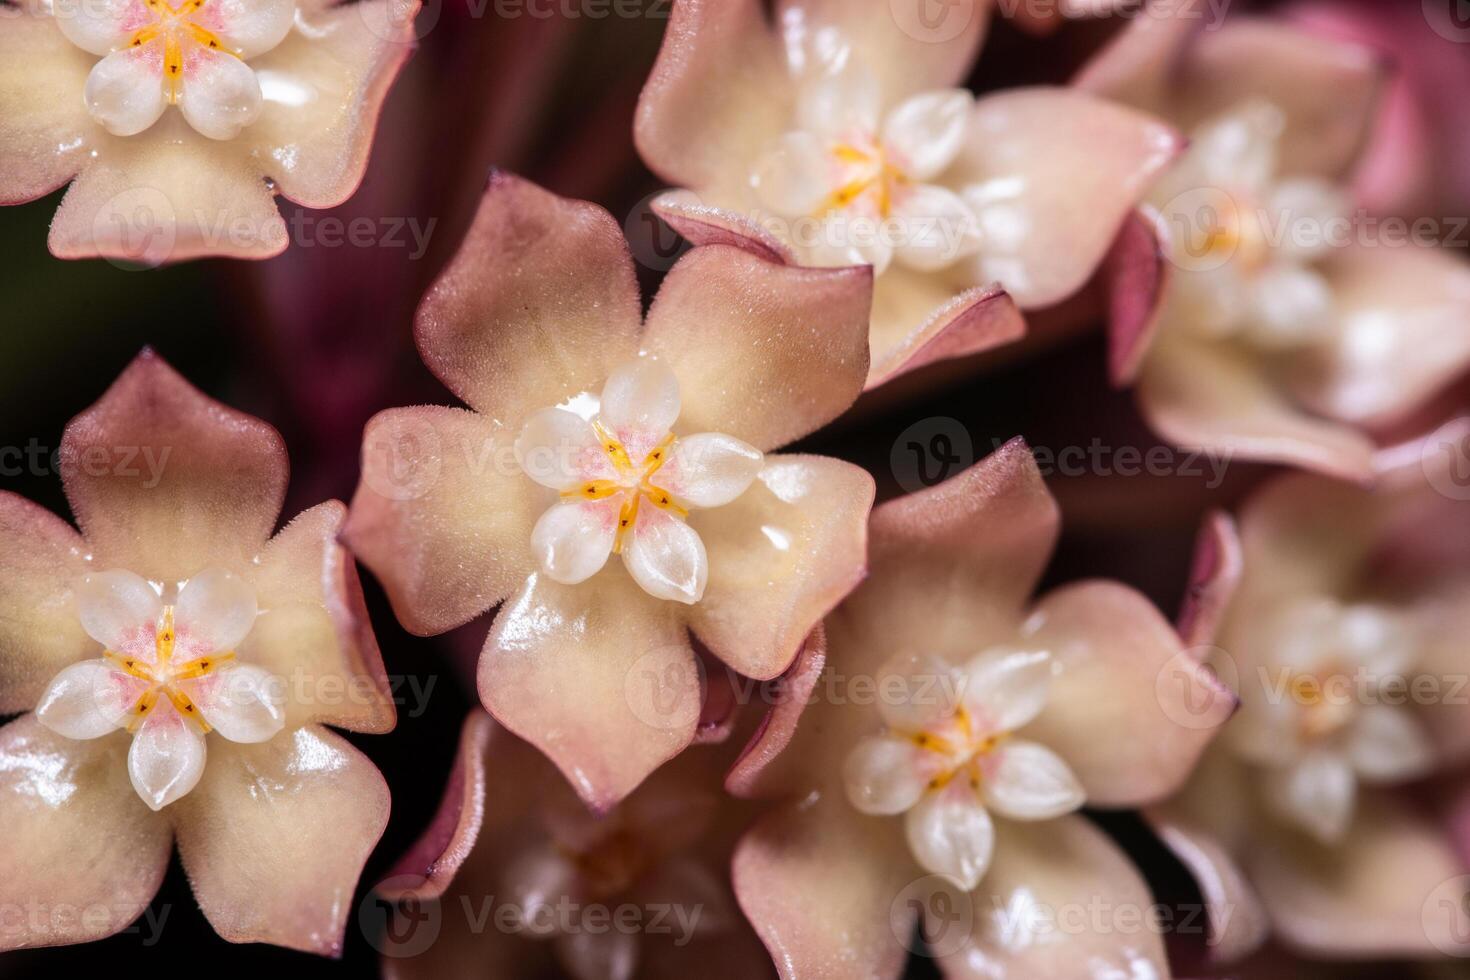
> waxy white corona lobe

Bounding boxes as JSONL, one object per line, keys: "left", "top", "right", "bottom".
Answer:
{"left": 36, "top": 567, "right": 285, "bottom": 810}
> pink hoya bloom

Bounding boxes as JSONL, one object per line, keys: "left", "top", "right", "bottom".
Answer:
{"left": 634, "top": 0, "right": 1182, "bottom": 387}
{"left": 1146, "top": 421, "right": 1470, "bottom": 963}
{"left": 380, "top": 711, "right": 773, "bottom": 979}
{"left": 727, "top": 439, "right": 1234, "bottom": 978}
{"left": 0, "top": 350, "right": 396, "bottom": 953}
{"left": 1078, "top": 0, "right": 1470, "bottom": 480}
{"left": 344, "top": 173, "right": 875, "bottom": 812}
{"left": 0, "top": 0, "right": 420, "bottom": 262}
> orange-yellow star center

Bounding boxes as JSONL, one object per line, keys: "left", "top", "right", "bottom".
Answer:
{"left": 562, "top": 422, "right": 687, "bottom": 553}
{"left": 105, "top": 606, "right": 235, "bottom": 733}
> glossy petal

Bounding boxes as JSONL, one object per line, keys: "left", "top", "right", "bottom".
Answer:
{"left": 623, "top": 504, "right": 708, "bottom": 605}
{"left": 642, "top": 245, "right": 870, "bottom": 452}
{"left": 650, "top": 190, "right": 795, "bottom": 264}
{"left": 905, "top": 782, "right": 995, "bottom": 889}
{"left": 189, "top": 663, "right": 286, "bottom": 743}
{"left": 599, "top": 359, "right": 681, "bottom": 461}
{"left": 0, "top": 10, "right": 94, "bottom": 205}
{"left": 516, "top": 408, "right": 615, "bottom": 491}
{"left": 0, "top": 716, "right": 172, "bottom": 950}
{"left": 344, "top": 406, "right": 540, "bottom": 635}
{"left": 875, "top": 651, "right": 964, "bottom": 734}
{"left": 61, "top": 351, "right": 287, "bottom": 580}
{"left": 479, "top": 573, "right": 699, "bottom": 810}
{"left": 1346, "top": 705, "right": 1434, "bottom": 784}
{"left": 128, "top": 703, "right": 207, "bottom": 811}
{"left": 529, "top": 498, "right": 620, "bottom": 586}
{"left": 960, "top": 647, "right": 1052, "bottom": 735}
{"left": 413, "top": 172, "right": 641, "bottom": 419}
{"left": 172, "top": 727, "right": 390, "bottom": 955}
{"left": 1262, "top": 749, "right": 1355, "bottom": 845}
{"left": 889, "top": 183, "right": 979, "bottom": 273}
{"left": 53, "top": 0, "right": 149, "bottom": 55}
{"left": 982, "top": 739, "right": 1085, "bottom": 821}
{"left": 867, "top": 279, "right": 1026, "bottom": 387}
{"left": 179, "top": 47, "right": 264, "bottom": 141}
{"left": 843, "top": 734, "right": 931, "bottom": 816}
{"left": 1022, "top": 581, "right": 1235, "bottom": 806}
{"left": 955, "top": 88, "right": 1182, "bottom": 308}
{"left": 35, "top": 659, "right": 142, "bottom": 739}
{"left": 75, "top": 568, "right": 162, "bottom": 658}
{"left": 749, "top": 131, "right": 829, "bottom": 215}
{"left": 84, "top": 43, "right": 169, "bottom": 138}
{"left": 883, "top": 91, "right": 973, "bottom": 179}
{"left": 199, "top": 0, "right": 296, "bottom": 58}
{"left": 655, "top": 433, "right": 763, "bottom": 509}
{"left": 794, "top": 60, "right": 880, "bottom": 140}
{"left": 689, "top": 455, "right": 873, "bottom": 681}
{"left": 174, "top": 567, "right": 258, "bottom": 657}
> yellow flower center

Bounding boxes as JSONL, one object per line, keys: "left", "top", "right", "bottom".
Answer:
{"left": 562, "top": 420, "right": 688, "bottom": 554}
{"left": 105, "top": 606, "right": 235, "bottom": 733}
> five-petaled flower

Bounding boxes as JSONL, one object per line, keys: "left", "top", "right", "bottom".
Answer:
{"left": 726, "top": 439, "right": 1233, "bottom": 977}
{"left": 635, "top": 0, "right": 1181, "bottom": 385}
{"left": 345, "top": 172, "right": 876, "bottom": 812}
{"left": 0, "top": 350, "right": 395, "bottom": 953}
{"left": 0, "top": 0, "right": 420, "bottom": 262}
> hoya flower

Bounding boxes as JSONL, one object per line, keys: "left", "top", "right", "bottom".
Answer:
{"left": 1149, "top": 422, "right": 1470, "bottom": 962}
{"left": 0, "top": 0, "right": 420, "bottom": 262}
{"left": 345, "top": 173, "right": 875, "bottom": 811}
{"left": 728, "top": 439, "right": 1233, "bottom": 977}
{"left": 1079, "top": 1, "right": 1470, "bottom": 479}
{"left": 635, "top": 0, "right": 1181, "bottom": 386}
{"left": 379, "top": 711, "right": 773, "bottom": 979}
{"left": 0, "top": 350, "right": 395, "bottom": 952}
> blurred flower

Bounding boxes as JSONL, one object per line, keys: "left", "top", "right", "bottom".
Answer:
{"left": 0, "top": 349, "right": 395, "bottom": 953}
{"left": 1080, "top": 0, "right": 1470, "bottom": 479}
{"left": 728, "top": 438, "right": 1233, "bottom": 977}
{"left": 0, "top": 0, "right": 419, "bottom": 262}
{"left": 344, "top": 173, "right": 876, "bottom": 812}
{"left": 1151, "top": 420, "right": 1470, "bottom": 962}
{"left": 379, "top": 711, "right": 773, "bottom": 980}
{"left": 634, "top": 0, "right": 1180, "bottom": 386}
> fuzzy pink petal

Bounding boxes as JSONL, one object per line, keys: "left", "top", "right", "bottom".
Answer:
{"left": 0, "top": 715, "right": 172, "bottom": 950}
{"left": 0, "top": 493, "right": 90, "bottom": 713}
{"left": 49, "top": 117, "right": 288, "bottom": 263}
{"left": 248, "top": 501, "right": 395, "bottom": 732}
{"left": 650, "top": 191, "right": 795, "bottom": 264}
{"left": 690, "top": 455, "right": 872, "bottom": 681}
{"left": 634, "top": 0, "right": 791, "bottom": 199}
{"left": 642, "top": 245, "right": 871, "bottom": 452}
{"left": 381, "top": 710, "right": 493, "bottom": 902}
{"left": 1136, "top": 332, "right": 1377, "bottom": 481}
{"left": 1249, "top": 794, "right": 1465, "bottom": 958}
{"left": 1022, "top": 581, "right": 1235, "bottom": 807}
{"left": 60, "top": 349, "right": 288, "bottom": 582}
{"left": 1295, "top": 241, "right": 1470, "bottom": 427}
{"left": 1102, "top": 208, "right": 1169, "bottom": 387}
{"left": 0, "top": 9, "right": 94, "bottom": 205}
{"left": 1176, "top": 510, "right": 1242, "bottom": 650}
{"left": 777, "top": 0, "right": 988, "bottom": 101}
{"left": 954, "top": 88, "right": 1182, "bottom": 310}
{"left": 243, "top": 0, "right": 419, "bottom": 208}
{"left": 344, "top": 406, "right": 540, "bottom": 635}
{"left": 414, "top": 172, "right": 642, "bottom": 419}
{"left": 847, "top": 439, "right": 1057, "bottom": 659}
{"left": 171, "top": 725, "right": 390, "bottom": 956}
{"left": 726, "top": 626, "right": 826, "bottom": 799}
{"left": 478, "top": 572, "right": 700, "bottom": 811}
{"left": 940, "top": 815, "right": 1168, "bottom": 979}
{"left": 866, "top": 279, "right": 1026, "bottom": 389}
{"left": 733, "top": 799, "right": 914, "bottom": 980}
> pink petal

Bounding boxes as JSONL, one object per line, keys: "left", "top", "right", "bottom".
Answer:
{"left": 252, "top": 501, "right": 395, "bottom": 732}
{"left": 1072, "top": 0, "right": 1213, "bottom": 112}
{"left": 642, "top": 245, "right": 871, "bottom": 452}
{"left": 939, "top": 815, "right": 1168, "bottom": 979}
{"left": 242, "top": 0, "right": 420, "bottom": 207}
{"left": 1022, "top": 581, "right": 1235, "bottom": 806}
{"left": 414, "top": 172, "right": 642, "bottom": 419}
{"left": 0, "top": 9, "right": 93, "bottom": 205}
{"left": 866, "top": 279, "right": 1026, "bottom": 389}
{"left": 49, "top": 115, "right": 289, "bottom": 262}
{"left": 690, "top": 455, "right": 873, "bottom": 681}
{"left": 478, "top": 572, "right": 700, "bottom": 811}
{"left": 1249, "top": 794, "right": 1466, "bottom": 958}
{"left": 1146, "top": 809, "right": 1270, "bottom": 964}
{"left": 1176, "top": 509, "right": 1243, "bottom": 649}
{"left": 955, "top": 88, "right": 1182, "bottom": 310}
{"left": 649, "top": 191, "right": 795, "bottom": 264}
{"left": 0, "top": 492, "right": 91, "bottom": 713}
{"left": 1136, "top": 332, "right": 1377, "bottom": 480}
{"left": 171, "top": 726, "right": 390, "bottom": 956}
{"left": 0, "top": 715, "right": 172, "bottom": 950}
{"left": 846, "top": 439, "right": 1057, "bottom": 661}
{"left": 634, "top": 0, "right": 791, "bottom": 199}
{"left": 732, "top": 799, "right": 915, "bottom": 980}
{"left": 344, "top": 406, "right": 540, "bottom": 636}
{"left": 1101, "top": 209, "right": 1169, "bottom": 387}
{"left": 60, "top": 349, "right": 288, "bottom": 582}
{"left": 777, "top": 0, "right": 988, "bottom": 101}
{"left": 726, "top": 626, "right": 826, "bottom": 799}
